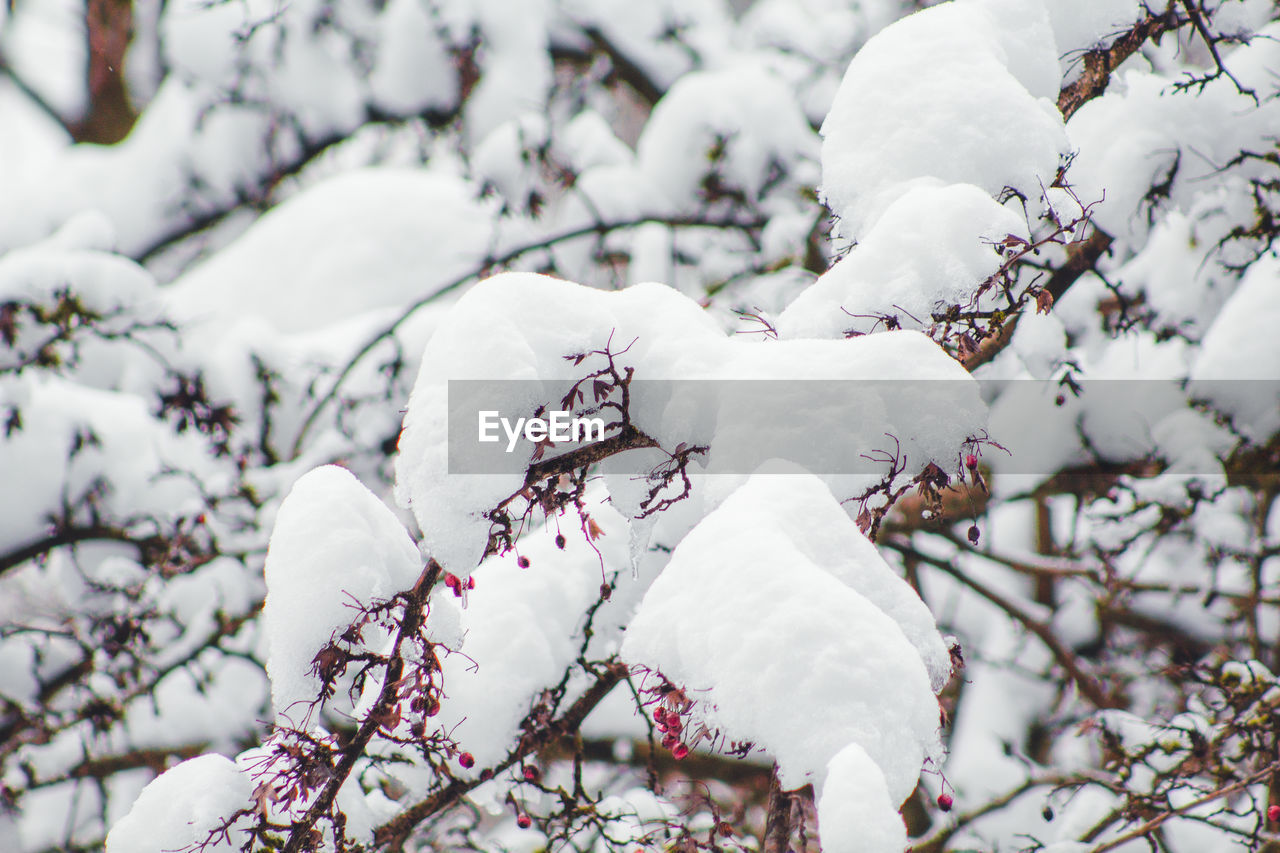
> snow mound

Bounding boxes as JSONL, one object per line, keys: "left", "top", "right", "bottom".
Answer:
{"left": 778, "top": 183, "right": 1028, "bottom": 339}
{"left": 621, "top": 467, "right": 946, "bottom": 799}
{"left": 262, "top": 465, "right": 438, "bottom": 720}
{"left": 395, "top": 273, "right": 984, "bottom": 573}
{"left": 817, "top": 742, "right": 908, "bottom": 853}
{"left": 820, "top": 0, "right": 1066, "bottom": 239}
{"left": 1190, "top": 255, "right": 1280, "bottom": 441}
{"left": 166, "top": 169, "right": 495, "bottom": 334}
{"left": 105, "top": 754, "right": 253, "bottom": 853}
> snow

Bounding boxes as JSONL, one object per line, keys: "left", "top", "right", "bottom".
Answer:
{"left": 262, "top": 465, "right": 431, "bottom": 720}
{"left": 425, "top": 493, "right": 631, "bottom": 774}
{"left": 820, "top": 0, "right": 1067, "bottom": 240}
{"left": 1067, "top": 27, "right": 1280, "bottom": 244}
{"left": 368, "top": 0, "right": 458, "bottom": 115}
{"left": 621, "top": 466, "right": 945, "bottom": 798}
{"left": 0, "top": 377, "right": 216, "bottom": 558}
{"left": 1190, "top": 254, "right": 1280, "bottom": 442}
{"left": 777, "top": 182, "right": 1028, "bottom": 339}
{"left": 105, "top": 754, "right": 253, "bottom": 853}
{"left": 1041, "top": 0, "right": 1146, "bottom": 56}
{"left": 817, "top": 743, "right": 908, "bottom": 853}
{"left": 396, "top": 272, "right": 984, "bottom": 573}
{"left": 165, "top": 168, "right": 497, "bottom": 335}
{"left": 636, "top": 65, "right": 818, "bottom": 210}
{"left": 464, "top": 0, "right": 553, "bottom": 145}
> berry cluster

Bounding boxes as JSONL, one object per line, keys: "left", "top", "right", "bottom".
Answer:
{"left": 442, "top": 572, "right": 476, "bottom": 597}
{"left": 653, "top": 705, "right": 691, "bottom": 761}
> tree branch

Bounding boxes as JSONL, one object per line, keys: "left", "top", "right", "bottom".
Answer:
{"left": 373, "top": 660, "right": 629, "bottom": 848}
{"left": 1058, "top": 5, "right": 1183, "bottom": 121}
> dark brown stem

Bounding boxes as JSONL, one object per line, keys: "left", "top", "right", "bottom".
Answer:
{"left": 762, "top": 765, "right": 793, "bottom": 853}
{"left": 1057, "top": 5, "right": 1182, "bottom": 121}
{"left": 281, "top": 560, "right": 441, "bottom": 853}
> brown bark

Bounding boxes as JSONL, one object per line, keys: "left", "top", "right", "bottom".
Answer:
{"left": 73, "top": 0, "right": 137, "bottom": 143}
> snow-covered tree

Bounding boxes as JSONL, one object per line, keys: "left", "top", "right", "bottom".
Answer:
{"left": 2, "top": 1, "right": 1279, "bottom": 852}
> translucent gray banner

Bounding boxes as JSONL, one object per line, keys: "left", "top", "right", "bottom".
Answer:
{"left": 444, "top": 379, "right": 1279, "bottom": 476}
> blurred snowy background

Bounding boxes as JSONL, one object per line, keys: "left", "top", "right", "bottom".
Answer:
{"left": 2, "top": 1, "right": 1280, "bottom": 851}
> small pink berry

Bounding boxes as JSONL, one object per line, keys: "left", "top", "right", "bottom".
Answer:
{"left": 467, "top": 576, "right": 476, "bottom": 590}
{"left": 523, "top": 765, "right": 540, "bottom": 782}
{"left": 661, "top": 734, "right": 678, "bottom": 750}
{"left": 458, "top": 752, "right": 475, "bottom": 769}
{"left": 672, "top": 742, "right": 689, "bottom": 761}
{"left": 1269, "top": 804, "right": 1280, "bottom": 822}
{"left": 518, "top": 556, "right": 530, "bottom": 569}
{"left": 653, "top": 707, "right": 667, "bottom": 724}
{"left": 444, "top": 573, "right": 460, "bottom": 589}
{"left": 937, "top": 793, "right": 953, "bottom": 812}
{"left": 666, "top": 717, "right": 682, "bottom": 734}
{"left": 516, "top": 814, "right": 532, "bottom": 829}
{"left": 555, "top": 533, "right": 566, "bottom": 549}
{"left": 965, "top": 454, "right": 978, "bottom": 469}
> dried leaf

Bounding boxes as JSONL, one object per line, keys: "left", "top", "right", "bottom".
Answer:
{"left": 1035, "top": 288, "right": 1055, "bottom": 314}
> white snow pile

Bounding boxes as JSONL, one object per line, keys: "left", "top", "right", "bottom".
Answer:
{"left": 621, "top": 468, "right": 950, "bottom": 853}
{"left": 262, "top": 465, "right": 459, "bottom": 721}
{"left": 105, "top": 754, "right": 254, "bottom": 853}
{"left": 165, "top": 168, "right": 497, "bottom": 335}
{"left": 394, "top": 272, "right": 985, "bottom": 573}
{"left": 778, "top": 183, "right": 1028, "bottom": 339}
{"left": 1067, "top": 22, "right": 1280, "bottom": 243}
{"left": 1190, "top": 254, "right": 1280, "bottom": 442}
{"left": 636, "top": 65, "right": 818, "bottom": 210}
{"left": 819, "top": 0, "right": 1065, "bottom": 241}
{"left": 421, "top": 494, "right": 632, "bottom": 775}
{"left": 780, "top": 0, "right": 1069, "bottom": 340}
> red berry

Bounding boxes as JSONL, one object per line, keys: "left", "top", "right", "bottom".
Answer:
{"left": 965, "top": 454, "right": 978, "bottom": 469}
{"left": 1269, "top": 804, "right": 1280, "bottom": 822}
{"left": 672, "top": 742, "right": 689, "bottom": 760}
{"left": 458, "top": 752, "right": 475, "bottom": 769}
{"left": 467, "top": 576, "right": 476, "bottom": 590}
{"left": 662, "top": 734, "right": 678, "bottom": 750}
{"left": 653, "top": 707, "right": 667, "bottom": 724}
{"left": 523, "top": 765, "right": 540, "bottom": 782}
{"left": 444, "top": 573, "right": 460, "bottom": 589}
{"left": 516, "top": 814, "right": 532, "bottom": 829}
{"left": 937, "top": 793, "right": 953, "bottom": 812}
{"left": 666, "top": 717, "right": 682, "bottom": 734}
{"left": 518, "top": 556, "right": 530, "bottom": 569}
